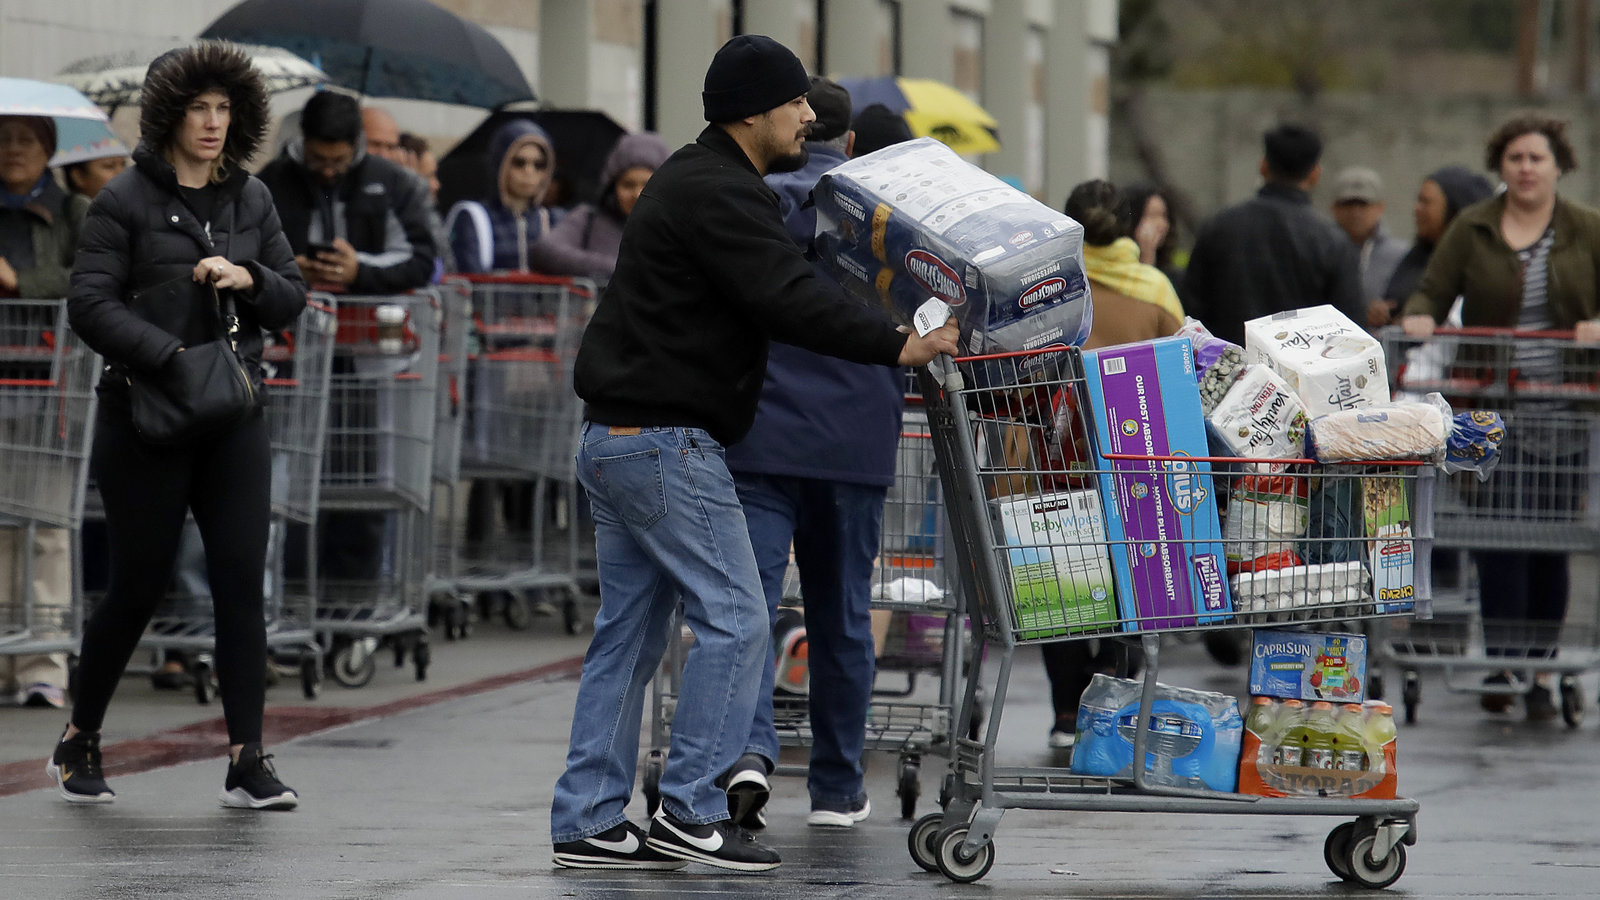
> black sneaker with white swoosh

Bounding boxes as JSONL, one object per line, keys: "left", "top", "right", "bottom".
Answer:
{"left": 646, "top": 811, "right": 781, "bottom": 872}
{"left": 553, "top": 820, "right": 688, "bottom": 870}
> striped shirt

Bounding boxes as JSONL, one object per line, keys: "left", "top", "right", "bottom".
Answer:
{"left": 1513, "top": 226, "right": 1562, "bottom": 387}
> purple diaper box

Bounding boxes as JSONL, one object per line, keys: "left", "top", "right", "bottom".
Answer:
{"left": 1081, "top": 337, "right": 1233, "bottom": 629}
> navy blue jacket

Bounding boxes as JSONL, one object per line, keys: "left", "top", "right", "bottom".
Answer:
{"left": 723, "top": 145, "right": 903, "bottom": 486}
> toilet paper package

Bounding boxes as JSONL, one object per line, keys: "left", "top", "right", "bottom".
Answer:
{"left": 1244, "top": 305, "right": 1389, "bottom": 416}
{"left": 814, "top": 137, "right": 1093, "bottom": 388}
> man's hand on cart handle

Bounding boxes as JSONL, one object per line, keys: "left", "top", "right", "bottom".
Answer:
{"left": 1401, "top": 314, "right": 1435, "bottom": 338}
{"left": 1576, "top": 320, "right": 1600, "bottom": 344}
{"left": 901, "top": 298, "right": 963, "bottom": 390}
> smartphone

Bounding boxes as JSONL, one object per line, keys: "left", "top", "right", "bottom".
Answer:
{"left": 306, "top": 242, "right": 338, "bottom": 258}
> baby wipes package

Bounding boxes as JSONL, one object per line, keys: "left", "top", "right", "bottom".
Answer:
{"left": 1244, "top": 306, "right": 1389, "bottom": 416}
{"left": 995, "top": 489, "right": 1118, "bottom": 638}
{"left": 813, "top": 138, "right": 1093, "bottom": 388}
{"left": 1081, "top": 337, "right": 1233, "bottom": 629}
{"left": 1071, "top": 673, "right": 1243, "bottom": 792}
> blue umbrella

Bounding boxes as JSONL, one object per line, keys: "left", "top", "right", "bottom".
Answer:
{"left": 0, "top": 77, "right": 128, "bottom": 166}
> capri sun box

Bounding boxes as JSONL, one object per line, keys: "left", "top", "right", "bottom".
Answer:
{"left": 1080, "top": 337, "right": 1233, "bottom": 630}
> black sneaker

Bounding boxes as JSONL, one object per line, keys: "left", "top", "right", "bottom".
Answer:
{"left": 1526, "top": 684, "right": 1559, "bottom": 722}
{"left": 46, "top": 730, "right": 114, "bottom": 804}
{"left": 553, "top": 820, "right": 688, "bottom": 870}
{"left": 715, "top": 753, "right": 770, "bottom": 829}
{"left": 646, "top": 811, "right": 781, "bottom": 872}
{"left": 219, "top": 743, "right": 298, "bottom": 810}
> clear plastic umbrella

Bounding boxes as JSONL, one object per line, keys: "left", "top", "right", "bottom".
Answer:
{"left": 0, "top": 77, "right": 127, "bottom": 166}
{"left": 57, "top": 42, "right": 328, "bottom": 111}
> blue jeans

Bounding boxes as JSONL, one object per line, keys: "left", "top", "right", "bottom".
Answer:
{"left": 733, "top": 473, "right": 885, "bottom": 811}
{"left": 550, "top": 424, "right": 769, "bottom": 842}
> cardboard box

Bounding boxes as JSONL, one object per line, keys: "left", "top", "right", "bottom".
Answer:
{"left": 1081, "top": 337, "right": 1233, "bottom": 629}
{"left": 995, "top": 489, "right": 1118, "bottom": 638}
{"left": 1363, "top": 477, "right": 1416, "bottom": 613}
{"left": 1244, "top": 305, "right": 1390, "bottom": 416}
{"left": 1249, "top": 629, "right": 1368, "bottom": 702}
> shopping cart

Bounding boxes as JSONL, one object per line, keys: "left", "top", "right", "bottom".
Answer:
{"left": 76, "top": 299, "right": 335, "bottom": 703}
{"left": 909, "top": 346, "right": 1428, "bottom": 889}
{"left": 0, "top": 299, "right": 97, "bottom": 689}
{"left": 314, "top": 291, "right": 440, "bottom": 687}
{"left": 1373, "top": 326, "right": 1600, "bottom": 725}
{"left": 431, "top": 273, "right": 596, "bottom": 635}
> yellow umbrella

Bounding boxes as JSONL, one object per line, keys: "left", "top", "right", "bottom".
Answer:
{"left": 837, "top": 76, "right": 1000, "bottom": 156}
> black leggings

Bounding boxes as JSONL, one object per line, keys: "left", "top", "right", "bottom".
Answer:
{"left": 73, "top": 407, "right": 271, "bottom": 744}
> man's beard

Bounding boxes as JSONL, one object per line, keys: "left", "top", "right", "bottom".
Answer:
{"left": 766, "top": 145, "right": 809, "bottom": 174}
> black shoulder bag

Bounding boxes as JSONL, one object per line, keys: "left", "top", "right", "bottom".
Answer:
{"left": 127, "top": 278, "right": 257, "bottom": 445}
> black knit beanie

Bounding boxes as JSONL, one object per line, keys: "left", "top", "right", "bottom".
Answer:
{"left": 850, "top": 103, "right": 913, "bottom": 157}
{"left": 702, "top": 34, "right": 810, "bottom": 123}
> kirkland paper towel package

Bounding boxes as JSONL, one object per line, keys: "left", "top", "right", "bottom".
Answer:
{"left": 1081, "top": 337, "right": 1233, "bottom": 629}
{"left": 995, "top": 489, "right": 1119, "bottom": 638}
{"left": 813, "top": 137, "right": 1093, "bottom": 388}
{"left": 1243, "top": 305, "right": 1390, "bottom": 416}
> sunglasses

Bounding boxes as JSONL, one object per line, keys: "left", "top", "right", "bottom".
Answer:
{"left": 509, "top": 156, "right": 549, "bottom": 171}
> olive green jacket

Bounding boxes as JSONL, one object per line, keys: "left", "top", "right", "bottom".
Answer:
{"left": 0, "top": 181, "right": 87, "bottom": 299}
{"left": 1402, "top": 192, "right": 1600, "bottom": 328}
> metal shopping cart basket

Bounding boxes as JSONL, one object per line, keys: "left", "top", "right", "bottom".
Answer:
{"left": 431, "top": 273, "right": 596, "bottom": 635}
{"left": 0, "top": 299, "right": 97, "bottom": 688}
{"left": 909, "top": 345, "right": 1432, "bottom": 889}
{"left": 315, "top": 291, "right": 440, "bottom": 687}
{"left": 1374, "top": 326, "right": 1600, "bottom": 725}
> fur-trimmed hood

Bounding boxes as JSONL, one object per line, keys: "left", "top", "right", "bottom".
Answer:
{"left": 137, "top": 41, "right": 269, "bottom": 174}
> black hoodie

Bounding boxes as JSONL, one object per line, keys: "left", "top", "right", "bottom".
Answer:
{"left": 67, "top": 42, "right": 305, "bottom": 408}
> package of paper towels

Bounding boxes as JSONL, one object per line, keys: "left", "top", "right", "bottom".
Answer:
{"left": 813, "top": 137, "right": 1092, "bottom": 388}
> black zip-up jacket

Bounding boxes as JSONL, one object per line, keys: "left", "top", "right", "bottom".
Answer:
{"left": 574, "top": 126, "right": 908, "bottom": 445}
{"left": 1181, "top": 182, "right": 1365, "bottom": 345}
{"left": 68, "top": 144, "right": 306, "bottom": 409}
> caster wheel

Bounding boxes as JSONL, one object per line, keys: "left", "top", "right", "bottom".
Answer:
{"left": 907, "top": 813, "right": 943, "bottom": 873}
{"left": 193, "top": 662, "right": 215, "bottom": 705}
{"left": 413, "top": 641, "right": 431, "bottom": 681}
{"left": 642, "top": 749, "right": 665, "bottom": 818}
{"left": 503, "top": 592, "right": 533, "bottom": 630}
{"left": 331, "top": 642, "right": 377, "bottom": 688}
{"left": 1560, "top": 675, "right": 1585, "bottom": 728}
{"left": 897, "top": 761, "right": 921, "bottom": 820}
{"left": 300, "top": 658, "right": 321, "bottom": 699}
{"left": 1324, "top": 822, "right": 1359, "bottom": 882}
{"left": 1402, "top": 670, "right": 1420, "bottom": 725}
{"left": 934, "top": 825, "right": 995, "bottom": 884}
{"left": 1346, "top": 833, "right": 1406, "bottom": 889}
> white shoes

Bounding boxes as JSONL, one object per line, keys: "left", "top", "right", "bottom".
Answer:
{"left": 806, "top": 797, "right": 871, "bottom": 828}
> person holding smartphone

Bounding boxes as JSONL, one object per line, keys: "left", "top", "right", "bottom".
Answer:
{"left": 59, "top": 42, "right": 306, "bottom": 808}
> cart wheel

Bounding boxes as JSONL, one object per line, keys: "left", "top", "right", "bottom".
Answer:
{"left": 1559, "top": 675, "right": 1585, "bottom": 728}
{"left": 1323, "top": 822, "right": 1359, "bottom": 882}
{"left": 1402, "top": 670, "right": 1421, "bottom": 725}
{"left": 331, "top": 642, "right": 377, "bottom": 688}
{"left": 193, "top": 662, "right": 215, "bottom": 705}
{"left": 934, "top": 825, "right": 995, "bottom": 884}
{"left": 503, "top": 592, "right": 533, "bottom": 630}
{"left": 897, "top": 760, "right": 921, "bottom": 820}
{"left": 907, "top": 813, "right": 943, "bottom": 872}
{"left": 563, "top": 595, "right": 585, "bottom": 636}
{"left": 1345, "top": 833, "right": 1406, "bottom": 889}
{"left": 642, "top": 750, "right": 665, "bottom": 818}
{"left": 413, "top": 640, "right": 431, "bottom": 681}
{"left": 300, "top": 658, "right": 321, "bottom": 699}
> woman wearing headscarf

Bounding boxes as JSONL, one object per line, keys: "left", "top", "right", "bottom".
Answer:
{"left": 1378, "top": 166, "right": 1494, "bottom": 317}
{"left": 57, "top": 42, "right": 306, "bottom": 807}
{"left": 445, "top": 119, "right": 563, "bottom": 273}
{"left": 525, "top": 131, "right": 670, "bottom": 280}
{"left": 0, "top": 113, "right": 85, "bottom": 710}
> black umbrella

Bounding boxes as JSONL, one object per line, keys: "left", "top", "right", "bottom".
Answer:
{"left": 436, "top": 108, "right": 628, "bottom": 214}
{"left": 199, "top": 0, "right": 535, "bottom": 109}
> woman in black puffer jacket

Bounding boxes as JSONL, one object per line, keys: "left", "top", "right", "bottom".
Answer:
{"left": 55, "top": 43, "right": 305, "bottom": 809}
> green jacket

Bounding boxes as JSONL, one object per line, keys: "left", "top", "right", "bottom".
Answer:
{"left": 0, "top": 181, "right": 87, "bottom": 299}
{"left": 1403, "top": 192, "right": 1600, "bottom": 328}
